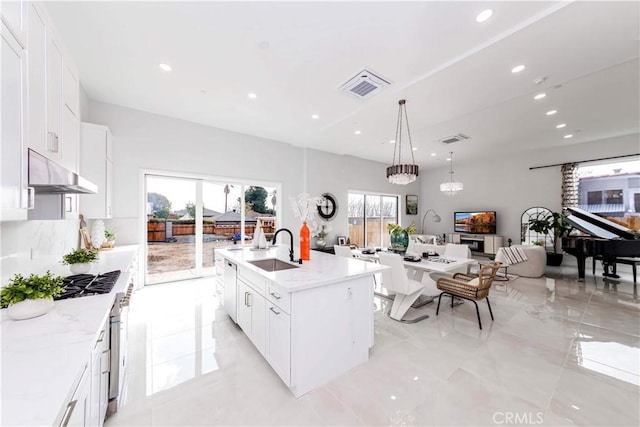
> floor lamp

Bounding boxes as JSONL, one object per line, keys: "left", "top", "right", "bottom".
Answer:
{"left": 421, "top": 209, "right": 441, "bottom": 234}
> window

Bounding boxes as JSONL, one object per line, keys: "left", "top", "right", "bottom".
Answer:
{"left": 578, "top": 159, "right": 640, "bottom": 231}
{"left": 587, "top": 191, "right": 602, "bottom": 205}
{"left": 348, "top": 192, "right": 398, "bottom": 248}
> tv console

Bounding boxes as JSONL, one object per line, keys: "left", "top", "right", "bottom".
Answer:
{"left": 447, "top": 233, "right": 503, "bottom": 255}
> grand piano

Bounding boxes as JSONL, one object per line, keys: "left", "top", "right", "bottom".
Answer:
{"left": 562, "top": 207, "right": 640, "bottom": 282}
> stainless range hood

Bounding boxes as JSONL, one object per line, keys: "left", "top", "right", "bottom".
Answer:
{"left": 28, "top": 149, "right": 98, "bottom": 194}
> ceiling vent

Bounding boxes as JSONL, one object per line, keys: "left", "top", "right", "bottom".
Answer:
{"left": 339, "top": 68, "right": 391, "bottom": 99}
{"left": 439, "top": 133, "right": 470, "bottom": 144}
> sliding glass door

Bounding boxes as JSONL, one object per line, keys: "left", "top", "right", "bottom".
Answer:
{"left": 347, "top": 192, "right": 398, "bottom": 248}
{"left": 145, "top": 173, "right": 279, "bottom": 285}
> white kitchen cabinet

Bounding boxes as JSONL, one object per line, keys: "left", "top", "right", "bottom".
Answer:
{"left": 64, "top": 63, "right": 80, "bottom": 118}
{"left": 0, "top": 21, "right": 29, "bottom": 221}
{"left": 88, "top": 320, "right": 109, "bottom": 427}
{"left": 80, "top": 123, "right": 114, "bottom": 219}
{"left": 0, "top": 0, "right": 26, "bottom": 47}
{"left": 46, "top": 33, "right": 63, "bottom": 162}
{"left": 266, "top": 302, "right": 291, "bottom": 385}
{"left": 60, "top": 364, "right": 90, "bottom": 427}
{"left": 237, "top": 277, "right": 267, "bottom": 356}
{"left": 26, "top": 2, "right": 46, "bottom": 156}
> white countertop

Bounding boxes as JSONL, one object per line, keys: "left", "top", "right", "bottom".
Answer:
{"left": 1, "top": 245, "right": 139, "bottom": 427}
{"left": 219, "top": 246, "right": 386, "bottom": 292}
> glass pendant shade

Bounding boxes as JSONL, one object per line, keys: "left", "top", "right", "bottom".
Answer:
{"left": 387, "top": 99, "right": 419, "bottom": 185}
{"left": 440, "top": 151, "right": 463, "bottom": 196}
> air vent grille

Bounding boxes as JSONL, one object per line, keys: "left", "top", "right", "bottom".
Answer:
{"left": 439, "top": 133, "right": 470, "bottom": 144}
{"left": 339, "top": 68, "right": 391, "bottom": 99}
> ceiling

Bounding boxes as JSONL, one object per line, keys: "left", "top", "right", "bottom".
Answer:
{"left": 44, "top": 1, "right": 640, "bottom": 169}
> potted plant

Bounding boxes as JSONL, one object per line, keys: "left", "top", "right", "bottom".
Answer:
{"left": 1, "top": 271, "right": 65, "bottom": 320}
{"left": 62, "top": 248, "right": 99, "bottom": 274}
{"left": 102, "top": 229, "right": 116, "bottom": 249}
{"left": 387, "top": 222, "right": 417, "bottom": 252}
{"left": 528, "top": 211, "right": 570, "bottom": 266}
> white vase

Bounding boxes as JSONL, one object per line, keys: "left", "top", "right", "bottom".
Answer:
{"left": 70, "top": 263, "right": 92, "bottom": 274}
{"left": 6, "top": 298, "right": 54, "bottom": 320}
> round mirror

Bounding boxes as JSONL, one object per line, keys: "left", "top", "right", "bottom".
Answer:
{"left": 521, "top": 206, "right": 553, "bottom": 247}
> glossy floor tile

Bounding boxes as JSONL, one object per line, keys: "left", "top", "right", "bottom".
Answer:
{"left": 106, "top": 266, "right": 640, "bottom": 426}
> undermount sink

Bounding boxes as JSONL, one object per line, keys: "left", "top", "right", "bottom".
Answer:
{"left": 248, "top": 258, "right": 299, "bottom": 272}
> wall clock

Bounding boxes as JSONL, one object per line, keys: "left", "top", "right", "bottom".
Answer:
{"left": 317, "top": 193, "right": 338, "bottom": 220}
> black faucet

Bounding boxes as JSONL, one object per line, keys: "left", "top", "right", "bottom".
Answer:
{"left": 272, "top": 228, "right": 295, "bottom": 262}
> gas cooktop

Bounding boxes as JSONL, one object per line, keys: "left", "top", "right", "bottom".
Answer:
{"left": 56, "top": 270, "right": 121, "bottom": 300}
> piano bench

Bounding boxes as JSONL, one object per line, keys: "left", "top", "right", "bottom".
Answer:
{"left": 593, "top": 256, "right": 639, "bottom": 284}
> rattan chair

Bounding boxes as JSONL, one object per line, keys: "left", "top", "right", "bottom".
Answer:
{"left": 435, "top": 262, "right": 500, "bottom": 329}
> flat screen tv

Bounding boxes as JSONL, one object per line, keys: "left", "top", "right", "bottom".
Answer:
{"left": 454, "top": 211, "right": 497, "bottom": 234}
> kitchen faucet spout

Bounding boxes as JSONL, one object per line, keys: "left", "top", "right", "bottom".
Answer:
{"left": 272, "top": 228, "right": 295, "bottom": 262}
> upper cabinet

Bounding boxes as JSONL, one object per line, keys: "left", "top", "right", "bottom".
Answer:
{"left": 25, "top": 2, "right": 79, "bottom": 168}
{"left": 0, "top": 21, "right": 29, "bottom": 221}
{"left": 1, "top": 0, "right": 26, "bottom": 47}
{"left": 80, "top": 123, "right": 114, "bottom": 219}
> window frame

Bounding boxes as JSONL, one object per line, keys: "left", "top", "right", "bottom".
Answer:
{"left": 347, "top": 190, "right": 399, "bottom": 248}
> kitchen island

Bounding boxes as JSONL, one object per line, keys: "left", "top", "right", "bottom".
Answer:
{"left": 219, "top": 246, "right": 385, "bottom": 397}
{"left": 1, "top": 245, "right": 139, "bottom": 427}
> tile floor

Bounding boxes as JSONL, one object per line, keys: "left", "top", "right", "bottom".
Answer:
{"left": 106, "top": 265, "right": 640, "bottom": 426}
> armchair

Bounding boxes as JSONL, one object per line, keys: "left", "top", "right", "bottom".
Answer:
{"left": 435, "top": 262, "right": 500, "bottom": 329}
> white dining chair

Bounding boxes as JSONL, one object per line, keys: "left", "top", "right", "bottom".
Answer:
{"left": 333, "top": 245, "right": 354, "bottom": 258}
{"left": 378, "top": 252, "right": 429, "bottom": 323}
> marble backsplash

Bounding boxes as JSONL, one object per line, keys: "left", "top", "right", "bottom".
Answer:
{"left": 0, "top": 219, "right": 81, "bottom": 286}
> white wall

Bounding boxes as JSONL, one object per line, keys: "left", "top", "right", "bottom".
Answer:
{"left": 306, "top": 148, "right": 421, "bottom": 245}
{"left": 420, "top": 133, "right": 640, "bottom": 246}
{"left": 87, "top": 101, "right": 308, "bottom": 245}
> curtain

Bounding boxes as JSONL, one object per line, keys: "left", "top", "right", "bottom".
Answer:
{"left": 561, "top": 163, "right": 579, "bottom": 214}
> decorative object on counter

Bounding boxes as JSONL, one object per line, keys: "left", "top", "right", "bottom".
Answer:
{"left": 62, "top": 248, "right": 99, "bottom": 274}
{"left": 79, "top": 214, "right": 94, "bottom": 249}
{"left": 91, "top": 219, "right": 107, "bottom": 249}
{"left": 406, "top": 195, "right": 418, "bottom": 215}
{"left": 386, "top": 99, "right": 419, "bottom": 185}
{"left": 311, "top": 222, "right": 331, "bottom": 249}
{"left": 102, "top": 229, "right": 116, "bottom": 249}
{"left": 232, "top": 232, "right": 241, "bottom": 244}
{"left": 290, "top": 193, "right": 323, "bottom": 260}
{"left": 317, "top": 193, "right": 338, "bottom": 221}
{"left": 300, "top": 221, "right": 310, "bottom": 260}
{"left": 387, "top": 222, "right": 417, "bottom": 252}
{"left": 1, "top": 271, "right": 64, "bottom": 320}
{"left": 440, "top": 151, "right": 463, "bottom": 196}
{"left": 252, "top": 219, "right": 269, "bottom": 249}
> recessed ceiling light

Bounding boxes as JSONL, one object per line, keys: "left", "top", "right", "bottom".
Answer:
{"left": 546, "top": 110, "right": 558, "bottom": 116}
{"left": 248, "top": 92, "right": 257, "bottom": 99}
{"left": 564, "top": 134, "right": 573, "bottom": 139}
{"left": 556, "top": 123, "right": 567, "bottom": 129}
{"left": 389, "top": 140, "right": 395, "bottom": 144}
{"left": 534, "top": 93, "right": 546, "bottom": 100}
{"left": 159, "top": 63, "right": 172, "bottom": 72}
{"left": 476, "top": 9, "right": 493, "bottom": 23}
{"left": 354, "top": 130, "right": 361, "bottom": 135}
{"left": 446, "top": 157, "right": 452, "bottom": 161}
{"left": 511, "top": 64, "right": 526, "bottom": 73}
{"left": 431, "top": 153, "right": 436, "bottom": 157}
{"left": 412, "top": 147, "right": 418, "bottom": 151}
{"left": 311, "top": 114, "right": 319, "bottom": 119}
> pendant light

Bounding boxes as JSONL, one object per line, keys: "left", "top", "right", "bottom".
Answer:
{"left": 386, "top": 99, "right": 419, "bottom": 185}
{"left": 440, "top": 151, "right": 463, "bottom": 196}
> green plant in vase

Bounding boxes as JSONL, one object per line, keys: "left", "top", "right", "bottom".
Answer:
{"left": 1, "top": 271, "right": 65, "bottom": 320}
{"left": 387, "top": 222, "right": 416, "bottom": 252}
{"left": 528, "top": 211, "right": 570, "bottom": 266}
{"left": 62, "top": 248, "right": 99, "bottom": 274}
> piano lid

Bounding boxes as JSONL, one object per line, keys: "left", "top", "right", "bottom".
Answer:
{"left": 566, "top": 207, "right": 636, "bottom": 240}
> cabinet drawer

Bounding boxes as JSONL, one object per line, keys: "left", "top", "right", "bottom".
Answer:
{"left": 238, "top": 266, "right": 267, "bottom": 293}
{"left": 266, "top": 283, "right": 291, "bottom": 314}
